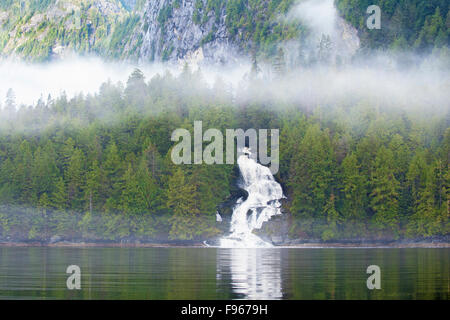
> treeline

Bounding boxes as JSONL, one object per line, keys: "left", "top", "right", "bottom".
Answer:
{"left": 0, "top": 67, "right": 448, "bottom": 242}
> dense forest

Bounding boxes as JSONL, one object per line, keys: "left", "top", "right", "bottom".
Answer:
{"left": 0, "top": 0, "right": 448, "bottom": 243}
{"left": 0, "top": 66, "right": 448, "bottom": 242}
{"left": 336, "top": 0, "right": 449, "bottom": 52}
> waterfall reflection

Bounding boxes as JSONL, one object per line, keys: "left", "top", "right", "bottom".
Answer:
{"left": 217, "top": 248, "right": 283, "bottom": 299}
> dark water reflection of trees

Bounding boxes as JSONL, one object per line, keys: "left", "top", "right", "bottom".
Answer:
{"left": 0, "top": 247, "right": 448, "bottom": 299}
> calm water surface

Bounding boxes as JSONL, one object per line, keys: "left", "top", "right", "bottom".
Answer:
{"left": 0, "top": 247, "right": 448, "bottom": 299}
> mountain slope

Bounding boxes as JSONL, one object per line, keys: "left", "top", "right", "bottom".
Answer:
{"left": 108, "top": 0, "right": 299, "bottom": 64}
{"left": 0, "top": 0, "right": 128, "bottom": 61}
{"left": 0, "top": 0, "right": 300, "bottom": 63}
{"left": 0, "top": 0, "right": 448, "bottom": 63}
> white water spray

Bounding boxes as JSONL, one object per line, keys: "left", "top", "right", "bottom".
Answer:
{"left": 220, "top": 155, "right": 284, "bottom": 248}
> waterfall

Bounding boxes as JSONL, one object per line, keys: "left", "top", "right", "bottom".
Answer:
{"left": 220, "top": 155, "right": 284, "bottom": 248}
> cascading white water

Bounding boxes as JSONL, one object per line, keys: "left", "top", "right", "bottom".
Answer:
{"left": 220, "top": 155, "right": 284, "bottom": 248}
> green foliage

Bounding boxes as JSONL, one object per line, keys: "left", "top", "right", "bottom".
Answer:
{"left": 108, "top": 14, "right": 140, "bottom": 59}
{"left": 0, "top": 66, "right": 448, "bottom": 242}
{"left": 0, "top": 0, "right": 129, "bottom": 61}
{"left": 288, "top": 124, "right": 336, "bottom": 237}
{"left": 1, "top": 0, "right": 448, "bottom": 62}
{"left": 224, "top": 0, "right": 298, "bottom": 57}
{"left": 369, "top": 146, "right": 400, "bottom": 237}
{"left": 336, "top": 0, "right": 449, "bottom": 52}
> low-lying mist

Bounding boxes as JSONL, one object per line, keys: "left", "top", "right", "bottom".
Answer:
{"left": 0, "top": 54, "right": 254, "bottom": 107}
{"left": 0, "top": 0, "right": 448, "bottom": 122}
{"left": 1, "top": 51, "right": 448, "bottom": 118}
{"left": 256, "top": 52, "right": 450, "bottom": 114}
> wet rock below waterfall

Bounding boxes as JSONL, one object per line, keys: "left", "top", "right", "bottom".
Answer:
{"left": 252, "top": 209, "right": 290, "bottom": 245}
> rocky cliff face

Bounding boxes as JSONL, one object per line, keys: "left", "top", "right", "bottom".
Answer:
{"left": 0, "top": 0, "right": 360, "bottom": 66}
{"left": 119, "top": 0, "right": 137, "bottom": 11}
{"left": 121, "top": 0, "right": 360, "bottom": 67}
{"left": 123, "top": 0, "right": 240, "bottom": 67}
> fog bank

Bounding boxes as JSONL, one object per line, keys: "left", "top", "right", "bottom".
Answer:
{"left": 0, "top": 56, "right": 251, "bottom": 106}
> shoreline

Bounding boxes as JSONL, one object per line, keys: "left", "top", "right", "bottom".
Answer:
{"left": 0, "top": 242, "right": 448, "bottom": 248}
